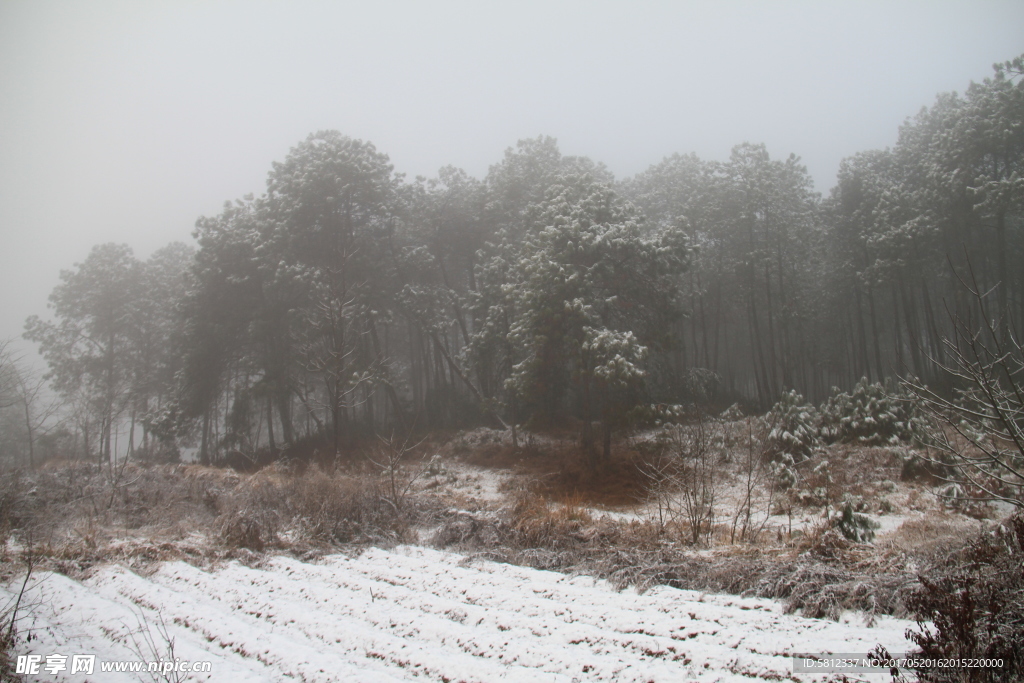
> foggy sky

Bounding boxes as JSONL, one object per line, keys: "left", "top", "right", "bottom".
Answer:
{"left": 2, "top": 0, "right": 1023, "bottom": 362}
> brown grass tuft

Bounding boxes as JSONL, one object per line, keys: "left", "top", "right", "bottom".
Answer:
{"left": 0, "top": 458, "right": 439, "bottom": 572}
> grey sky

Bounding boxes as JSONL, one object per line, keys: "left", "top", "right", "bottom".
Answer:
{"left": 2, "top": 0, "right": 1023, "bottom": 360}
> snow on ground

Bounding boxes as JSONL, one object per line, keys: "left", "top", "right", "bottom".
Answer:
{"left": 436, "top": 462, "right": 512, "bottom": 503}
{"left": 6, "top": 546, "right": 913, "bottom": 682}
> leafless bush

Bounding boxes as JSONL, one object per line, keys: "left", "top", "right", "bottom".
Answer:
{"left": 730, "top": 416, "right": 778, "bottom": 543}
{"left": 637, "top": 450, "right": 682, "bottom": 533}
{"left": 217, "top": 477, "right": 281, "bottom": 551}
{"left": 430, "top": 510, "right": 503, "bottom": 548}
{"left": 0, "top": 459, "right": 431, "bottom": 564}
{"left": 639, "top": 412, "right": 722, "bottom": 545}
{"left": 901, "top": 513, "right": 1024, "bottom": 682}
{"left": 366, "top": 432, "right": 428, "bottom": 513}
{"left": 1, "top": 566, "right": 32, "bottom": 682}
{"left": 217, "top": 465, "right": 419, "bottom": 548}
{"left": 0, "top": 463, "right": 216, "bottom": 566}
{"left": 123, "top": 609, "right": 185, "bottom": 683}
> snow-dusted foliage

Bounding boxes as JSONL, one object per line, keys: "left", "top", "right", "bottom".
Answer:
{"left": 819, "top": 378, "right": 922, "bottom": 446}
{"left": 831, "top": 500, "right": 879, "bottom": 543}
{"left": 472, "top": 171, "right": 689, "bottom": 453}
{"left": 764, "top": 390, "right": 819, "bottom": 461}
{"left": 582, "top": 327, "right": 647, "bottom": 385}
{"left": 769, "top": 452, "right": 799, "bottom": 491}
{"left": 682, "top": 368, "right": 721, "bottom": 404}
{"left": 720, "top": 403, "right": 745, "bottom": 421}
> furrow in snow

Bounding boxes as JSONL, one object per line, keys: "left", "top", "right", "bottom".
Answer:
{"left": 287, "top": 553, "right": 798, "bottom": 680}
{"left": 90, "top": 564, "right": 412, "bottom": 683}
{"left": 338, "top": 547, "right": 908, "bottom": 662}
{"left": 217, "top": 554, "right": 704, "bottom": 681}
{"left": 4, "top": 546, "right": 915, "bottom": 683}
{"left": 1, "top": 571, "right": 284, "bottom": 683}
{"left": 149, "top": 560, "right": 582, "bottom": 683}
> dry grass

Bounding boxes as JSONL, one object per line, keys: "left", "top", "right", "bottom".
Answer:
{"left": 216, "top": 465, "right": 427, "bottom": 550}
{"left": 1, "top": 585, "right": 20, "bottom": 682}
{"left": 0, "top": 426, "right": 1010, "bottom": 633}
{"left": 887, "top": 513, "right": 981, "bottom": 553}
{"left": 900, "top": 513, "right": 1024, "bottom": 682}
{"left": 416, "top": 424, "right": 1016, "bottom": 623}
{"left": 447, "top": 533, "right": 920, "bottom": 620}
{"left": 535, "top": 450, "right": 651, "bottom": 507}
{"left": 429, "top": 482, "right": 929, "bottom": 620}
{"left": 426, "top": 426, "right": 993, "bottom": 621}
{"left": 0, "top": 459, "right": 439, "bottom": 577}
{"left": 455, "top": 430, "right": 653, "bottom": 508}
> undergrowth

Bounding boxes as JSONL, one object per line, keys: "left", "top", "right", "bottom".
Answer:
{"left": 900, "top": 513, "right": 1024, "bottom": 682}
{"left": 0, "top": 460, "right": 438, "bottom": 574}
{"left": 431, "top": 484, "right": 921, "bottom": 621}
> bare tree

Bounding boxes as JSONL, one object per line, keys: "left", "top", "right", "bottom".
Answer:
{"left": 124, "top": 609, "right": 185, "bottom": 683}
{"left": 902, "top": 261, "right": 1024, "bottom": 508}
{"left": 367, "top": 430, "right": 428, "bottom": 512}
{"left": 15, "top": 369, "right": 63, "bottom": 469}
{"left": 0, "top": 340, "right": 19, "bottom": 410}
{"left": 730, "top": 415, "right": 781, "bottom": 543}
{"left": 642, "top": 411, "right": 722, "bottom": 545}
{"left": 0, "top": 341, "right": 64, "bottom": 468}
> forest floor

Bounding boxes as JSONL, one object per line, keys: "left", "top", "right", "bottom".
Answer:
{"left": 0, "top": 421, "right": 1009, "bottom": 681}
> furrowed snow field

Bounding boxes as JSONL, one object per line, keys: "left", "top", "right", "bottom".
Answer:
{"left": 6, "top": 546, "right": 913, "bottom": 682}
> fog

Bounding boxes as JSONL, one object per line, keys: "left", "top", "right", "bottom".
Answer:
{"left": 2, "top": 0, "right": 1022, "bottom": 355}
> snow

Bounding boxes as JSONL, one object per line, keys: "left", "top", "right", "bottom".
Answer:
{"left": 5, "top": 546, "right": 914, "bottom": 682}
{"left": 438, "top": 462, "right": 511, "bottom": 503}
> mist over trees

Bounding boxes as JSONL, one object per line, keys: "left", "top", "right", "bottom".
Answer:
{"left": 8, "top": 55, "right": 1024, "bottom": 468}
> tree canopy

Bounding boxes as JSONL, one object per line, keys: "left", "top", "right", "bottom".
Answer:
{"left": 17, "top": 55, "right": 1024, "bottom": 469}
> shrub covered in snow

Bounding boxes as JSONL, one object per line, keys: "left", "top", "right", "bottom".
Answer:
{"left": 683, "top": 367, "right": 720, "bottom": 404}
{"left": 831, "top": 500, "right": 879, "bottom": 543}
{"left": 819, "top": 378, "right": 922, "bottom": 445}
{"left": 770, "top": 452, "right": 799, "bottom": 491}
{"left": 450, "top": 428, "right": 509, "bottom": 453}
{"left": 720, "top": 402, "right": 745, "bottom": 421}
{"left": 764, "top": 390, "right": 820, "bottom": 461}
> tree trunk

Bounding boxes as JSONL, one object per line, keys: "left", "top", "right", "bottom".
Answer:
{"left": 266, "top": 397, "right": 277, "bottom": 455}
{"left": 602, "top": 419, "right": 612, "bottom": 463}
{"left": 898, "top": 275, "right": 925, "bottom": 381}
{"left": 21, "top": 394, "right": 34, "bottom": 469}
{"left": 200, "top": 409, "right": 210, "bottom": 466}
{"left": 866, "top": 280, "right": 884, "bottom": 383}
{"left": 853, "top": 286, "right": 872, "bottom": 382}
{"left": 368, "top": 317, "right": 407, "bottom": 432}
{"left": 580, "top": 372, "right": 594, "bottom": 454}
{"left": 427, "top": 327, "right": 509, "bottom": 429}
{"left": 996, "top": 209, "right": 1009, "bottom": 340}
{"left": 763, "top": 263, "right": 784, "bottom": 393}
{"left": 276, "top": 387, "right": 293, "bottom": 445}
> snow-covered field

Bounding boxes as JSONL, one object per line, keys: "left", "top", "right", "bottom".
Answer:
{"left": 6, "top": 546, "right": 913, "bottom": 682}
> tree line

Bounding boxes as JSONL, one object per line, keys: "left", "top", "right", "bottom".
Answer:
{"left": 5, "top": 55, "right": 1022, "bottom": 468}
